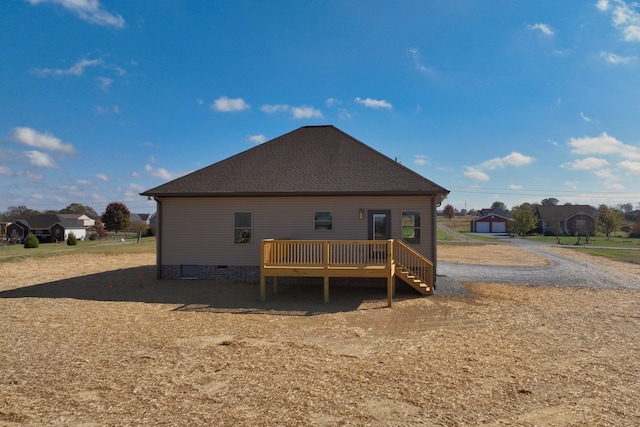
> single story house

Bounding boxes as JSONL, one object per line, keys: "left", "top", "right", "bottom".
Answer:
{"left": 536, "top": 205, "right": 596, "bottom": 236}
{"left": 470, "top": 208, "right": 512, "bottom": 233}
{"left": 6, "top": 214, "right": 89, "bottom": 243}
{"left": 141, "top": 125, "right": 449, "bottom": 289}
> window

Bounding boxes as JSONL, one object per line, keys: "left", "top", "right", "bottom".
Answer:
{"left": 401, "top": 211, "right": 421, "bottom": 244}
{"left": 314, "top": 211, "right": 333, "bottom": 231}
{"left": 234, "top": 212, "right": 252, "bottom": 244}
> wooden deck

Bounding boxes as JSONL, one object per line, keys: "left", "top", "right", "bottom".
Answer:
{"left": 260, "top": 239, "right": 434, "bottom": 307}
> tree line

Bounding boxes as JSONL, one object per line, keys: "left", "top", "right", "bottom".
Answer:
{"left": 1, "top": 202, "right": 143, "bottom": 235}
{"left": 442, "top": 199, "right": 640, "bottom": 239}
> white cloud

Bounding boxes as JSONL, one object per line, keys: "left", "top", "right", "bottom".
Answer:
{"left": 291, "top": 106, "right": 323, "bottom": 119}
{"left": 564, "top": 180, "right": 578, "bottom": 190}
{"left": 76, "top": 179, "right": 93, "bottom": 186}
{"left": 527, "top": 23, "right": 556, "bottom": 36}
{"left": 95, "top": 173, "right": 109, "bottom": 182}
{"left": 33, "top": 58, "right": 103, "bottom": 77}
{"left": 480, "top": 152, "right": 535, "bottom": 170}
{"left": 11, "top": 127, "right": 75, "bottom": 153}
{"left": 509, "top": 184, "right": 523, "bottom": 190}
{"left": 354, "top": 97, "right": 393, "bottom": 109}
{"left": 31, "top": 193, "right": 44, "bottom": 200}
{"left": 598, "top": 0, "right": 640, "bottom": 42}
{"left": 17, "top": 170, "right": 44, "bottom": 180}
{"left": 26, "top": 0, "right": 125, "bottom": 28}
{"left": 23, "top": 150, "right": 58, "bottom": 167}
{"left": 211, "top": 96, "right": 250, "bottom": 112}
{"left": 326, "top": 98, "right": 341, "bottom": 107}
{"left": 132, "top": 172, "right": 142, "bottom": 178}
{"left": 261, "top": 104, "right": 323, "bottom": 119}
{"left": 0, "top": 165, "right": 12, "bottom": 176}
{"left": 563, "top": 157, "right": 610, "bottom": 170}
{"left": 568, "top": 132, "right": 640, "bottom": 160}
{"left": 408, "top": 48, "right": 431, "bottom": 73}
{"left": 463, "top": 167, "right": 490, "bottom": 181}
{"left": 413, "top": 155, "right": 429, "bottom": 166}
{"left": 261, "top": 104, "right": 290, "bottom": 114}
{"left": 600, "top": 51, "right": 637, "bottom": 64}
{"left": 145, "top": 164, "right": 184, "bottom": 181}
{"left": 338, "top": 109, "right": 353, "bottom": 120}
{"left": 463, "top": 152, "right": 534, "bottom": 182}
{"left": 594, "top": 169, "right": 617, "bottom": 179}
{"left": 580, "top": 112, "right": 593, "bottom": 122}
{"left": 618, "top": 160, "right": 640, "bottom": 172}
{"left": 97, "top": 76, "right": 113, "bottom": 90}
{"left": 249, "top": 134, "right": 266, "bottom": 144}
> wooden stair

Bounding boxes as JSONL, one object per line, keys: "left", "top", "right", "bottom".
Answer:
{"left": 395, "top": 265, "right": 432, "bottom": 295}
{"left": 392, "top": 240, "right": 435, "bottom": 296}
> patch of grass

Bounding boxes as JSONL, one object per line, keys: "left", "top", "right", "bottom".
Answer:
{"left": 528, "top": 235, "right": 640, "bottom": 248}
{"left": 437, "top": 227, "right": 457, "bottom": 241}
{"left": 0, "top": 237, "right": 156, "bottom": 263}
{"left": 579, "top": 248, "right": 640, "bottom": 265}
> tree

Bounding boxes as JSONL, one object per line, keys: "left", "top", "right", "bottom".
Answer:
{"left": 443, "top": 204, "right": 455, "bottom": 221}
{"left": 596, "top": 205, "right": 625, "bottom": 240}
{"left": 460, "top": 208, "right": 468, "bottom": 216}
{"left": 59, "top": 203, "right": 99, "bottom": 219}
{"left": 616, "top": 203, "right": 633, "bottom": 214}
{"left": 3, "top": 205, "right": 41, "bottom": 221}
{"left": 468, "top": 209, "right": 478, "bottom": 216}
{"left": 510, "top": 203, "right": 537, "bottom": 237}
{"left": 101, "top": 202, "right": 131, "bottom": 234}
{"left": 23, "top": 233, "right": 39, "bottom": 248}
{"left": 491, "top": 201, "right": 507, "bottom": 211}
{"left": 541, "top": 198, "right": 559, "bottom": 206}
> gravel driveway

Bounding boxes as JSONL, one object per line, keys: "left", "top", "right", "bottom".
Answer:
{"left": 436, "top": 236, "right": 640, "bottom": 297}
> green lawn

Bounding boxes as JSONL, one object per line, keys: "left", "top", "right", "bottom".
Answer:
{"left": 573, "top": 248, "right": 640, "bottom": 265}
{"left": 527, "top": 235, "right": 640, "bottom": 248}
{"left": 0, "top": 237, "right": 156, "bottom": 263}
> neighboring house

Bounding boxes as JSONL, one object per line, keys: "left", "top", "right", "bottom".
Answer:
{"left": 536, "top": 205, "right": 596, "bottom": 236}
{"left": 141, "top": 125, "right": 449, "bottom": 284}
{"left": 470, "top": 208, "right": 512, "bottom": 233}
{"left": 130, "top": 213, "right": 152, "bottom": 226}
{"left": 58, "top": 213, "right": 96, "bottom": 228}
{"left": 6, "top": 214, "right": 89, "bottom": 243}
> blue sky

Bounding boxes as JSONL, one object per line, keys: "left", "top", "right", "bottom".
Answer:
{"left": 2, "top": 0, "right": 640, "bottom": 215}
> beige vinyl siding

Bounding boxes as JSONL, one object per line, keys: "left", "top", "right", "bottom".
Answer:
{"left": 158, "top": 195, "right": 435, "bottom": 266}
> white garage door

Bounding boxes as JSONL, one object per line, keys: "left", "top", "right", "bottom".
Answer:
{"left": 475, "top": 222, "right": 490, "bottom": 233}
{"left": 492, "top": 222, "right": 506, "bottom": 233}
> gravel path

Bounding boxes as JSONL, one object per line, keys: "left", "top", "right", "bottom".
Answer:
{"left": 436, "top": 235, "right": 640, "bottom": 296}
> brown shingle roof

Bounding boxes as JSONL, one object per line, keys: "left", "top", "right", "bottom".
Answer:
{"left": 141, "top": 125, "right": 449, "bottom": 200}
{"left": 536, "top": 205, "right": 596, "bottom": 222}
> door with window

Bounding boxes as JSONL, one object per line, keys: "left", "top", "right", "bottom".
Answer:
{"left": 368, "top": 210, "right": 391, "bottom": 261}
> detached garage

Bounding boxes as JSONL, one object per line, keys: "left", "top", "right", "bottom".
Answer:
{"left": 470, "top": 209, "right": 511, "bottom": 233}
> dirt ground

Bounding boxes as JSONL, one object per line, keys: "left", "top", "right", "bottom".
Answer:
{"left": 1, "top": 246, "right": 639, "bottom": 426}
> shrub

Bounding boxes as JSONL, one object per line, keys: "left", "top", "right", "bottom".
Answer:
{"left": 23, "top": 233, "right": 39, "bottom": 249}
{"left": 89, "top": 233, "right": 97, "bottom": 241}
{"left": 66, "top": 232, "right": 78, "bottom": 246}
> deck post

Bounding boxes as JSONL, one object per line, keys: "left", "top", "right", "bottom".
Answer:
{"left": 323, "top": 241, "right": 330, "bottom": 304}
{"left": 324, "top": 276, "right": 329, "bottom": 304}
{"left": 387, "top": 239, "right": 394, "bottom": 306}
{"left": 260, "top": 240, "right": 266, "bottom": 302}
{"left": 260, "top": 275, "right": 266, "bottom": 302}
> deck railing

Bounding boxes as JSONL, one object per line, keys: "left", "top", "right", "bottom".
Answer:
{"left": 392, "top": 240, "right": 433, "bottom": 288}
{"left": 261, "top": 239, "right": 434, "bottom": 306}
{"left": 263, "top": 239, "right": 392, "bottom": 267}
